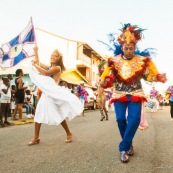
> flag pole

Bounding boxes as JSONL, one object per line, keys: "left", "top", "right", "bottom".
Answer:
{"left": 31, "top": 16, "right": 37, "bottom": 46}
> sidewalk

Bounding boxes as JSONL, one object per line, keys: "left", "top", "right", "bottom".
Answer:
{"left": 7, "top": 111, "right": 35, "bottom": 126}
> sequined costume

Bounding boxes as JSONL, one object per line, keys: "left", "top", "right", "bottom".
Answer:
{"left": 101, "top": 54, "right": 162, "bottom": 103}
{"left": 100, "top": 23, "right": 166, "bottom": 158}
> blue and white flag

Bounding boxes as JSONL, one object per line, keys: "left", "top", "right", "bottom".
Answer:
{"left": 0, "top": 18, "right": 36, "bottom": 68}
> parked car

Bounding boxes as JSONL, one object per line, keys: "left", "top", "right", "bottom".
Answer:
{"left": 84, "top": 87, "right": 97, "bottom": 110}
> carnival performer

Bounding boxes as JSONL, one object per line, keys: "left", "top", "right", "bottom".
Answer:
{"left": 99, "top": 23, "right": 167, "bottom": 163}
{"left": 150, "top": 87, "right": 159, "bottom": 112}
{"left": 97, "top": 79, "right": 108, "bottom": 121}
{"left": 158, "top": 94, "right": 164, "bottom": 110}
{"left": 166, "top": 85, "right": 173, "bottom": 121}
{"left": 28, "top": 47, "right": 83, "bottom": 145}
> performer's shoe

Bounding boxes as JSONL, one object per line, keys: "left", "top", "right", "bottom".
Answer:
{"left": 103, "top": 108, "right": 108, "bottom": 120}
{"left": 100, "top": 116, "right": 105, "bottom": 121}
{"left": 126, "top": 145, "right": 134, "bottom": 156}
{"left": 100, "top": 109, "right": 105, "bottom": 121}
{"left": 28, "top": 138, "right": 40, "bottom": 146}
{"left": 120, "top": 151, "right": 129, "bottom": 163}
{"left": 66, "top": 134, "right": 72, "bottom": 143}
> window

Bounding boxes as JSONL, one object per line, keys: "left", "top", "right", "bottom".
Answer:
{"left": 93, "top": 60, "right": 95, "bottom": 65}
{"left": 93, "top": 72, "right": 95, "bottom": 81}
{"left": 86, "top": 70, "right": 90, "bottom": 78}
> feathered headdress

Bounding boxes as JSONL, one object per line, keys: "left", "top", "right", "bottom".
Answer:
{"left": 117, "top": 23, "right": 145, "bottom": 45}
{"left": 98, "top": 23, "right": 156, "bottom": 57}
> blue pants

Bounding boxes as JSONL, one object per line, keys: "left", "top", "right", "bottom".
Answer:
{"left": 114, "top": 97, "right": 142, "bottom": 151}
{"left": 23, "top": 104, "right": 32, "bottom": 115}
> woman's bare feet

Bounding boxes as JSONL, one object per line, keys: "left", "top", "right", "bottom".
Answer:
{"left": 12, "top": 117, "right": 19, "bottom": 121}
{"left": 28, "top": 138, "right": 40, "bottom": 146}
{"left": 66, "top": 133, "right": 72, "bottom": 143}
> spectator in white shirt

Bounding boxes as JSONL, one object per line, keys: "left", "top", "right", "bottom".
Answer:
{"left": 0, "top": 77, "right": 11, "bottom": 127}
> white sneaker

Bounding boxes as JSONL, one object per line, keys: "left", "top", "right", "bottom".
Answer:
{"left": 26, "top": 114, "right": 32, "bottom": 119}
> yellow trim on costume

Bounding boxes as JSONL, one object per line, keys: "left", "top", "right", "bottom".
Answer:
{"left": 146, "top": 60, "right": 158, "bottom": 82}
{"left": 112, "top": 89, "right": 146, "bottom": 99}
{"left": 100, "top": 66, "right": 111, "bottom": 80}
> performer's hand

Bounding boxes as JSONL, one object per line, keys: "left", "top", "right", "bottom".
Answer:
{"left": 33, "top": 46, "right": 38, "bottom": 52}
{"left": 108, "top": 103, "right": 111, "bottom": 108}
{"left": 158, "top": 73, "right": 167, "bottom": 83}
{"left": 31, "top": 60, "right": 36, "bottom": 65}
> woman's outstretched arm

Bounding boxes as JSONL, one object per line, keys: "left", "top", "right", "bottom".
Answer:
{"left": 32, "top": 61, "right": 60, "bottom": 76}
{"left": 33, "top": 47, "right": 49, "bottom": 70}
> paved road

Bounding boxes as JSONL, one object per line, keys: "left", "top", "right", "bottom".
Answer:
{"left": 0, "top": 107, "right": 173, "bottom": 173}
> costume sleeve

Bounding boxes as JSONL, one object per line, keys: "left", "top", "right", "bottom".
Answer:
{"left": 145, "top": 60, "right": 159, "bottom": 82}
{"left": 145, "top": 59, "right": 165, "bottom": 83}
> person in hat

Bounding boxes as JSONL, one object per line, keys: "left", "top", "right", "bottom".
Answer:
{"left": 100, "top": 23, "right": 167, "bottom": 163}
{"left": 76, "top": 81, "right": 88, "bottom": 116}
{"left": 149, "top": 87, "right": 159, "bottom": 112}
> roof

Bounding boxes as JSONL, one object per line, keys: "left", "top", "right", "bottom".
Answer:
{"left": 61, "top": 69, "right": 88, "bottom": 85}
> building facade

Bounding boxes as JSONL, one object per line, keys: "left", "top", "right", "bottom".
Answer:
{"left": 35, "top": 28, "right": 103, "bottom": 87}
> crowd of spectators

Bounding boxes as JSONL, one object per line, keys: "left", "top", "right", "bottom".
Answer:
{"left": 0, "top": 71, "right": 172, "bottom": 129}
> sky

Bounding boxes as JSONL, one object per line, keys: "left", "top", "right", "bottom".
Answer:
{"left": 0, "top": 0, "right": 173, "bottom": 92}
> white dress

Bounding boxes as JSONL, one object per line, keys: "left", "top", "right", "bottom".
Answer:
{"left": 28, "top": 64, "right": 84, "bottom": 125}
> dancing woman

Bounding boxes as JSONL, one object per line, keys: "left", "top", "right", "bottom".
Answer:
{"left": 28, "top": 47, "right": 83, "bottom": 145}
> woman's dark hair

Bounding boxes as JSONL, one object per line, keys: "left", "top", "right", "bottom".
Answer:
{"left": 15, "top": 69, "right": 23, "bottom": 77}
{"left": 52, "top": 50, "right": 66, "bottom": 72}
{"left": 11, "top": 85, "right": 16, "bottom": 90}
